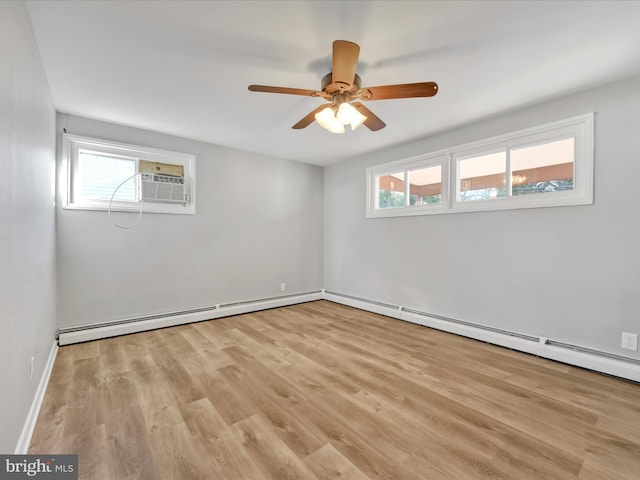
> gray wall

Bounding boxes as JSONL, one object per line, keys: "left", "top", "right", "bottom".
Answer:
{"left": 0, "top": 2, "right": 57, "bottom": 452}
{"left": 324, "top": 75, "right": 640, "bottom": 360}
{"left": 56, "top": 114, "right": 324, "bottom": 328}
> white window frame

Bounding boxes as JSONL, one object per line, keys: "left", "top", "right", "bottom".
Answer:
{"left": 366, "top": 113, "right": 594, "bottom": 218}
{"left": 62, "top": 134, "right": 196, "bottom": 215}
{"left": 367, "top": 152, "right": 449, "bottom": 218}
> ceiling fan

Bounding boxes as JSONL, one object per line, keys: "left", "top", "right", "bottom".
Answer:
{"left": 248, "top": 40, "right": 438, "bottom": 133}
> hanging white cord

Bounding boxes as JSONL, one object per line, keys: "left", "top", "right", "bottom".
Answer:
{"left": 108, "top": 173, "right": 145, "bottom": 229}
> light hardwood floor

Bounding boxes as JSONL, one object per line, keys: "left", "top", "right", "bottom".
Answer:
{"left": 30, "top": 300, "right": 640, "bottom": 479}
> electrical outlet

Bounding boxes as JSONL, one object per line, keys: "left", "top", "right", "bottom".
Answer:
{"left": 621, "top": 332, "right": 638, "bottom": 351}
{"left": 280, "top": 283, "right": 286, "bottom": 292}
{"left": 30, "top": 356, "right": 35, "bottom": 380}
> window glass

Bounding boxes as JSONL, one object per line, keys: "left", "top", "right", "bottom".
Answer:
{"left": 377, "top": 172, "right": 405, "bottom": 208}
{"left": 79, "top": 152, "right": 136, "bottom": 201}
{"left": 511, "top": 138, "right": 574, "bottom": 196}
{"left": 409, "top": 165, "right": 442, "bottom": 205}
{"left": 459, "top": 151, "right": 506, "bottom": 202}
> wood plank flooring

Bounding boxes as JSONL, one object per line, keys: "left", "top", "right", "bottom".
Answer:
{"left": 29, "top": 300, "right": 640, "bottom": 479}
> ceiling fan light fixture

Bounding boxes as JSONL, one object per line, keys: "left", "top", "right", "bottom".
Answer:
{"left": 336, "top": 102, "right": 354, "bottom": 124}
{"left": 349, "top": 108, "right": 367, "bottom": 131}
{"left": 350, "top": 114, "right": 367, "bottom": 131}
{"left": 314, "top": 106, "right": 335, "bottom": 128}
{"left": 326, "top": 120, "right": 346, "bottom": 134}
{"left": 315, "top": 106, "right": 345, "bottom": 134}
{"left": 337, "top": 102, "right": 367, "bottom": 131}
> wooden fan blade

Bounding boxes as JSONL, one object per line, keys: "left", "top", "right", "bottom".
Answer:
{"left": 351, "top": 102, "right": 386, "bottom": 131}
{"left": 248, "top": 85, "right": 321, "bottom": 97}
{"left": 292, "top": 104, "right": 331, "bottom": 129}
{"left": 332, "top": 40, "right": 360, "bottom": 86}
{"left": 360, "top": 82, "right": 438, "bottom": 100}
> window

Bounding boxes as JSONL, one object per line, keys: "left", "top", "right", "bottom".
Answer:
{"left": 376, "top": 171, "right": 405, "bottom": 208}
{"left": 367, "top": 113, "right": 593, "bottom": 218}
{"left": 409, "top": 165, "right": 443, "bottom": 206}
{"left": 78, "top": 151, "right": 137, "bottom": 202}
{"left": 458, "top": 151, "right": 506, "bottom": 202}
{"left": 368, "top": 153, "right": 448, "bottom": 217}
{"left": 510, "top": 138, "right": 574, "bottom": 196}
{"left": 62, "top": 134, "right": 196, "bottom": 215}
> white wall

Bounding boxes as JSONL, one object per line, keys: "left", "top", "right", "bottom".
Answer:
{"left": 0, "top": 2, "right": 57, "bottom": 452}
{"left": 325, "top": 75, "right": 640, "bottom": 360}
{"left": 56, "top": 114, "right": 324, "bottom": 329}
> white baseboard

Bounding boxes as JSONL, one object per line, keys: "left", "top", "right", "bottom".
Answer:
{"left": 543, "top": 345, "right": 640, "bottom": 383}
{"left": 58, "top": 291, "right": 323, "bottom": 346}
{"left": 56, "top": 289, "right": 640, "bottom": 382}
{"left": 399, "top": 309, "right": 547, "bottom": 357}
{"left": 323, "top": 291, "right": 640, "bottom": 383}
{"left": 15, "top": 340, "right": 58, "bottom": 454}
{"left": 23, "top": 290, "right": 640, "bottom": 457}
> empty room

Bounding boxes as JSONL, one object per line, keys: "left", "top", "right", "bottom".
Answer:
{"left": 3, "top": 1, "right": 640, "bottom": 479}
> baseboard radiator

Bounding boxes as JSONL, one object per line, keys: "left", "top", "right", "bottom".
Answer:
{"left": 323, "top": 290, "right": 640, "bottom": 383}
{"left": 57, "top": 291, "right": 323, "bottom": 346}
{"left": 56, "top": 289, "right": 640, "bottom": 383}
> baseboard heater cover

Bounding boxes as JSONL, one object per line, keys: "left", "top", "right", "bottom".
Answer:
{"left": 57, "top": 291, "right": 322, "bottom": 345}
{"left": 322, "top": 291, "right": 400, "bottom": 318}
{"left": 323, "top": 290, "right": 640, "bottom": 383}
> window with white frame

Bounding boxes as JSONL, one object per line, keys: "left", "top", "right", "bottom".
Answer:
{"left": 368, "top": 153, "right": 448, "bottom": 217}
{"left": 62, "top": 134, "right": 196, "bottom": 215}
{"left": 367, "top": 113, "right": 593, "bottom": 218}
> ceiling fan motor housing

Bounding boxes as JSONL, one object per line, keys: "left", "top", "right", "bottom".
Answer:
{"left": 321, "top": 73, "right": 362, "bottom": 94}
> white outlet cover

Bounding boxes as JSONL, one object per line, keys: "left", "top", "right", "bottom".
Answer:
{"left": 622, "top": 332, "right": 638, "bottom": 351}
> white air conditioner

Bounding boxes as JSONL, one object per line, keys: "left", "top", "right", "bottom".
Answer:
{"left": 137, "top": 172, "right": 187, "bottom": 204}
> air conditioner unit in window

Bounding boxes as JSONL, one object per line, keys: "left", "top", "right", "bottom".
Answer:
{"left": 137, "top": 172, "right": 187, "bottom": 204}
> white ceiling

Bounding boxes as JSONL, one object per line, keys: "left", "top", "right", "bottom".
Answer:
{"left": 25, "top": 0, "right": 640, "bottom": 167}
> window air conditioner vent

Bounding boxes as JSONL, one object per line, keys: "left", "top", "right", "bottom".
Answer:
{"left": 138, "top": 173, "right": 187, "bottom": 204}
